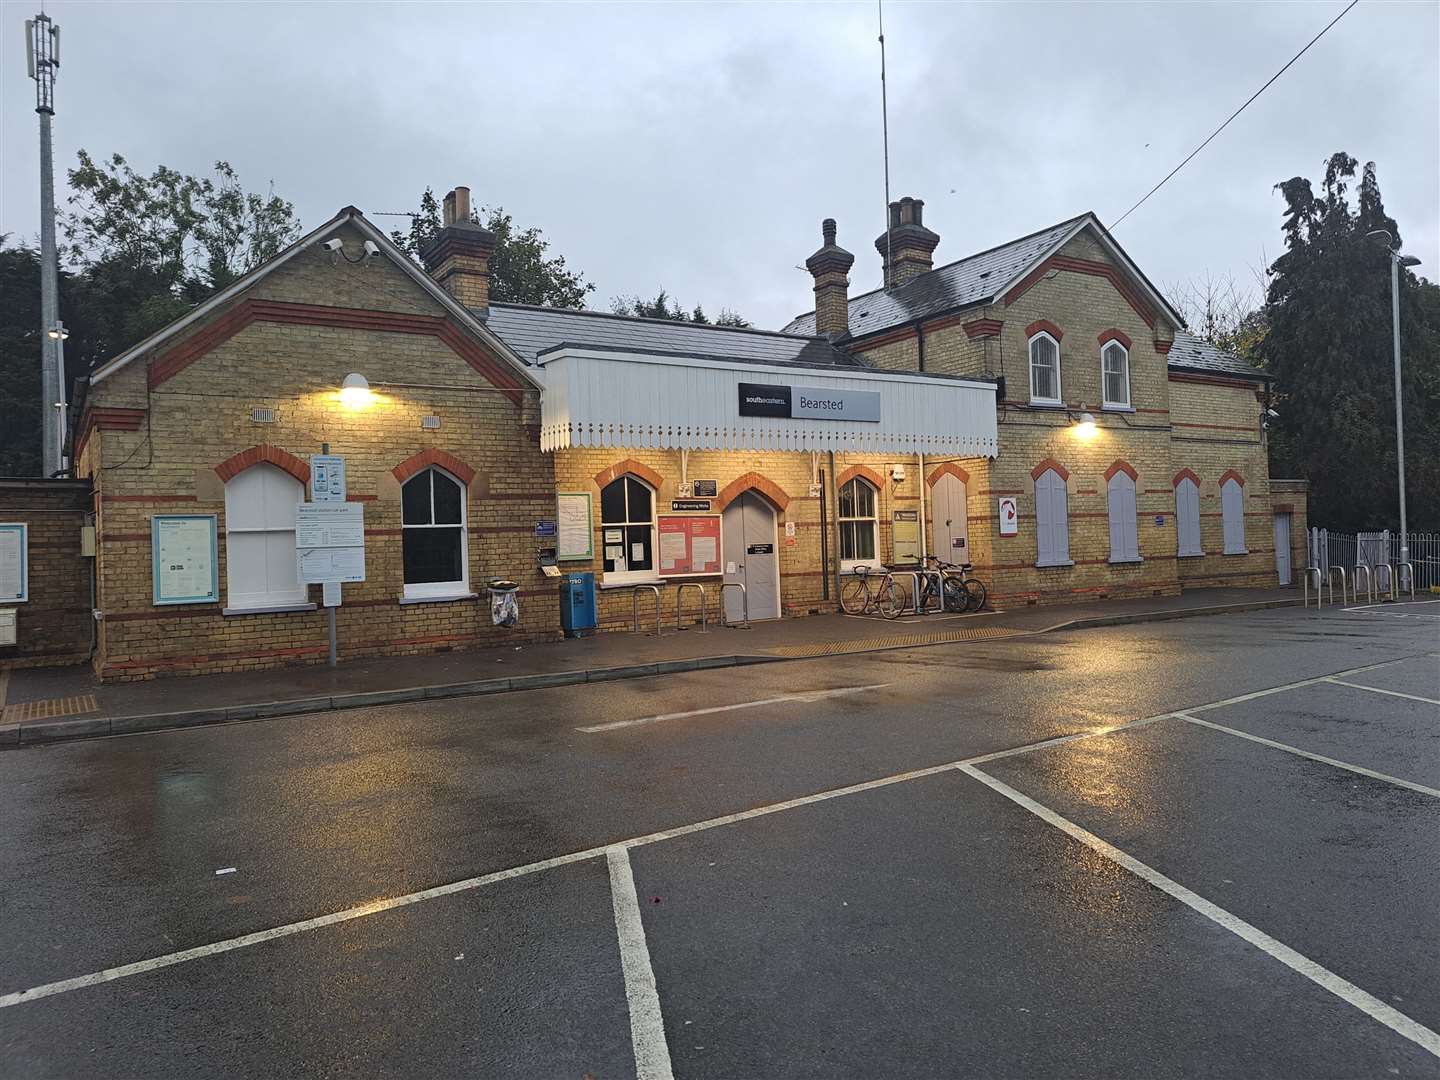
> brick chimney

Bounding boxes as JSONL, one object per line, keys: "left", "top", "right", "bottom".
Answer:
{"left": 420, "top": 186, "right": 495, "bottom": 311}
{"left": 874, "top": 196, "right": 940, "bottom": 288}
{"left": 805, "top": 218, "right": 855, "bottom": 339}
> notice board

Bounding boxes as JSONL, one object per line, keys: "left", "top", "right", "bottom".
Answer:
{"left": 0, "top": 523, "right": 28, "bottom": 603}
{"left": 295, "top": 503, "right": 366, "bottom": 584}
{"left": 152, "top": 515, "right": 219, "bottom": 605}
{"left": 556, "top": 493, "right": 593, "bottom": 561}
{"left": 657, "top": 514, "right": 722, "bottom": 577}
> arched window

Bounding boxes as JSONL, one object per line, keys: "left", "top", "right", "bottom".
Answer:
{"left": 402, "top": 467, "right": 468, "bottom": 598}
{"left": 838, "top": 476, "right": 879, "bottom": 568}
{"left": 1175, "top": 476, "right": 1203, "bottom": 557}
{"left": 1107, "top": 469, "right": 1140, "bottom": 563}
{"left": 1028, "top": 331, "right": 1061, "bottom": 405}
{"left": 1102, "top": 341, "right": 1130, "bottom": 408}
{"left": 1221, "top": 476, "right": 1247, "bottom": 554}
{"left": 1034, "top": 467, "right": 1071, "bottom": 567}
{"left": 601, "top": 474, "right": 655, "bottom": 580}
{"left": 224, "top": 463, "right": 306, "bottom": 610}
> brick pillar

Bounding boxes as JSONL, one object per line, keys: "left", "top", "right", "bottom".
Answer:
{"left": 806, "top": 218, "right": 856, "bottom": 340}
{"left": 874, "top": 196, "right": 940, "bottom": 288}
{"left": 421, "top": 186, "right": 496, "bottom": 312}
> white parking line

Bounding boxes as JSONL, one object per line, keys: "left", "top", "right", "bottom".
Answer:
{"left": 957, "top": 763, "right": 1440, "bottom": 1061}
{"left": 1324, "top": 678, "right": 1440, "bottom": 707}
{"left": 1175, "top": 713, "right": 1440, "bottom": 799}
{"left": 577, "top": 683, "right": 890, "bottom": 733}
{"left": 607, "top": 847, "right": 674, "bottom": 1080}
{"left": 1179, "top": 654, "right": 1426, "bottom": 715}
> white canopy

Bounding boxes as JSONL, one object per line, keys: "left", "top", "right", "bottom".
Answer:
{"left": 535, "top": 348, "right": 998, "bottom": 456}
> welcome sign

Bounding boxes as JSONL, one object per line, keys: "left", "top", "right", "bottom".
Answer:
{"left": 738, "top": 383, "right": 881, "bottom": 423}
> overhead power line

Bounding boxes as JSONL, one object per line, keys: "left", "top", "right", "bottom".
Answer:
{"left": 1112, "top": 0, "right": 1360, "bottom": 229}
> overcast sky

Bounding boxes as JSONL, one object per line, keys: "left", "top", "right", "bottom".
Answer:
{"left": 3, "top": 1, "right": 1436, "bottom": 332}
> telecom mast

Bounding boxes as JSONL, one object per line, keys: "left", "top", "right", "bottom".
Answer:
{"left": 26, "top": 12, "right": 63, "bottom": 475}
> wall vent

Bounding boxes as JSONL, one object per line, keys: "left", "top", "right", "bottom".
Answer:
{"left": 251, "top": 407, "right": 277, "bottom": 424}
{"left": 421, "top": 415, "right": 442, "bottom": 430}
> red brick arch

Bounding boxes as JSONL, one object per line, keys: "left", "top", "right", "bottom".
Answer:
{"left": 1173, "top": 468, "right": 1201, "bottom": 488}
{"left": 1103, "top": 459, "right": 1138, "bottom": 482}
{"left": 836, "top": 464, "right": 885, "bottom": 491}
{"left": 592, "top": 458, "right": 665, "bottom": 492}
{"left": 392, "top": 448, "right": 476, "bottom": 486}
{"left": 1030, "top": 458, "right": 1070, "bottom": 482}
{"left": 1218, "top": 469, "right": 1246, "bottom": 488}
{"left": 926, "top": 461, "right": 971, "bottom": 488}
{"left": 1098, "top": 328, "right": 1133, "bottom": 350}
{"left": 715, "top": 472, "right": 790, "bottom": 511}
{"left": 214, "top": 444, "right": 310, "bottom": 485}
{"left": 1025, "top": 319, "right": 1064, "bottom": 342}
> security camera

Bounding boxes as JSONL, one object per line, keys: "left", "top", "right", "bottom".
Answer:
{"left": 362, "top": 239, "right": 381, "bottom": 266}
{"left": 1266, "top": 408, "right": 1280, "bottom": 419}
{"left": 321, "top": 238, "right": 344, "bottom": 254}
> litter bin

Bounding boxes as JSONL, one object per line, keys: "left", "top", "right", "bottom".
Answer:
{"left": 559, "top": 571, "right": 596, "bottom": 638}
{"left": 488, "top": 578, "right": 519, "bottom": 627}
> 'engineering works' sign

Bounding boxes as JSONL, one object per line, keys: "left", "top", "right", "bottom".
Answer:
{"left": 738, "top": 383, "right": 880, "bottom": 423}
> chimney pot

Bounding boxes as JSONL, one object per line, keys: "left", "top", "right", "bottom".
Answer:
{"left": 453, "top": 186, "right": 472, "bottom": 223}
{"left": 875, "top": 195, "right": 940, "bottom": 289}
{"left": 805, "top": 217, "right": 855, "bottom": 340}
{"left": 442, "top": 190, "right": 457, "bottom": 227}
{"left": 422, "top": 185, "right": 496, "bottom": 312}
{"left": 822, "top": 218, "right": 837, "bottom": 245}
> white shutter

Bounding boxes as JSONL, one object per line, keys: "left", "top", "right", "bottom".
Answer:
{"left": 1221, "top": 479, "right": 1246, "bottom": 554}
{"left": 1108, "top": 472, "right": 1139, "bottom": 562}
{"left": 1175, "top": 478, "right": 1202, "bottom": 556}
{"left": 225, "top": 464, "right": 306, "bottom": 609}
{"left": 1035, "top": 469, "right": 1069, "bottom": 566}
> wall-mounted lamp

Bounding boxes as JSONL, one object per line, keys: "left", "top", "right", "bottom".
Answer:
{"left": 340, "top": 372, "right": 372, "bottom": 409}
{"left": 1072, "top": 411, "right": 1097, "bottom": 439}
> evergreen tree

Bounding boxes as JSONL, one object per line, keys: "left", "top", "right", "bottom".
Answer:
{"left": 1259, "top": 154, "right": 1439, "bottom": 531}
{"left": 610, "top": 290, "right": 750, "bottom": 327}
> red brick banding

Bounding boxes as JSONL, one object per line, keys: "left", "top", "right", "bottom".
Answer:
{"left": 1098, "top": 328, "right": 1133, "bottom": 350}
{"left": 1024, "top": 319, "right": 1064, "bottom": 342}
{"left": 1218, "top": 469, "right": 1246, "bottom": 488}
{"left": 1030, "top": 458, "right": 1070, "bottom": 482}
{"left": 592, "top": 458, "right": 665, "bottom": 492}
{"left": 1103, "top": 459, "right": 1138, "bottom": 482}
{"left": 962, "top": 318, "right": 1003, "bottom": 340}
{"left": 926, "top": 461, "right": 971, "bottom": 488}
{"left": 392, "top": 448, "right": 477, "bottom": 487}
{"left": 1005, "top": 254, "right": 1158, "bottom": 327}
{"left": 715, "top": 472, "right": 791, "bottom": 511}
{"left": 215, "top": 445, "right": 311, "bottom": 485}
{"left": 835, "top": 464, "right": 885, "bottom": 491}
{"left": 1153, "top": 339, "right": 1173, "bottom": 354}
{"left": 1172, "top": 468, "right": 1201, "bottom": 488}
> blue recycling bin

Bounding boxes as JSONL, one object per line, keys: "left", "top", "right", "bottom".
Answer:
{"left": 559, "top": 571, "right": 596, "bottom": 637}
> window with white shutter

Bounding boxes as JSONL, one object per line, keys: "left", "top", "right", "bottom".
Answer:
{"left": 1028, "top": 332, "right": 1062, "bottom": 405}
{"left": 224, "top": 463, "right": 306, "bottom": 610}
{"left": 1107, "top": 470, "right": 1140, "bottom": 563}
{"left": 1221, "top": 477, "right": 1247, "bottom": 554}
{"left": 1034, "top": 468, "right": 1071, "bottom": 567}
{"left": 1175, "top": 476, "right": 1203, "bottom": 557}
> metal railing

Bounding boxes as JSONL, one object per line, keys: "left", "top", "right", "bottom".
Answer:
{"left": 675, "top": 582, "right": 707, "bottom": 632}
{"left": 1310, "top": 528, "right": 1440, "bottom": 593}
{"left": 631, "top": 584, "right": 663, "bottom": 636}
{"left": 718, "top": 581, "right": 750, "bottom": 628}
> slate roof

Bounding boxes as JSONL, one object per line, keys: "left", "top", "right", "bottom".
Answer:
{"left": 1167, "top": 330, "right": 1269, "bottom": 380}
{"left": 483, "top": 302, "right": 863, "bottom": 369}
{"left": 781, "top": 214, "right": 1088, "bottom": 339}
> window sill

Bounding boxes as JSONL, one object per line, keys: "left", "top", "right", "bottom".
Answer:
{"left": 1027, "top": 399, "right": 1064, "bottom": 409}
{"left": 399, "top": 591, "right": 478, "bottom": 605}
{"left": 1222, "top": 549, "right": 1250, "bottom": 557}
{"left": 1177, "top": 551, "right": 1207, "bottom": 559}
{"left": 1035, "top": 560, "right": 1075, "bottom": 569}
{"left": 222, "top": 603, "right": 317, "bottom": 617}
{"left": 1108, "top": 557, "right": 1144, "bottom": 565}
{"left": 600, "top": 576, "right": 661, "bottom": 590}
{"left": 1102, "top": 404, "right": 1135, "bottom": 413}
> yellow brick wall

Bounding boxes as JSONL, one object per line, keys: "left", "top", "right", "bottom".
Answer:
{"left": 0, "top": 481, "right": 93, "bottom": 668}
{"left": 81, "top": 228, "right": 559, "bottom": 680}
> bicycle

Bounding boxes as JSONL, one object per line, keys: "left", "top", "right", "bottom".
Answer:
{"left": 920, "top": 554, "right": 988, "bottom": 612}
{"left": 839, "top": 564, "right": 902, "bottom": 619}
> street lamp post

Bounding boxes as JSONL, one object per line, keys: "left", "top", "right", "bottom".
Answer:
{"left": 1366, "top": 230, "right": 1421, "bottom": 569}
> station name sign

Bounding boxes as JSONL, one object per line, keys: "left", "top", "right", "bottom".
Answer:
{"left": 738, "top": 382, "right": 881, "bottom": 423}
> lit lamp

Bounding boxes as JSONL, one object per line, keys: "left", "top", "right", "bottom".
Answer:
{"left": 339, "top": 372, "right": 371, "bottom": 408}
{"left": 1073, "top": 411, "right": 1097, "bottom": 439}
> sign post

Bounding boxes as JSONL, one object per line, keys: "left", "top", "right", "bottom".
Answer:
{"left": 306, "top": 448, "right": 361, "bottom": 666}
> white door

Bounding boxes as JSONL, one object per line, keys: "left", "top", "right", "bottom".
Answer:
{"left": 1273, "top": 513, "right": 1292, "bottom": 585}
{"left": 722, "top": 493, "right": 780, "bottom": 621}
{"left": 931, "top": 473, "right": 969, "bottom": 563}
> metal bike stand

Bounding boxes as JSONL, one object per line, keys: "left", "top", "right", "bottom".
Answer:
{"left": 1396, "top": 561, "right": 1416, "bottom": 601}
{"left": 1353, "top": 565, "right": 1374, "bottom": 605}
{"left": 1302, "top": 567, "right": 1323, "bottom": 609}
{"left": 675, "top": 582, "right": 707, "bottom": 632}
{"left": 1377, "top": 562, "right": 1395, "bottom": 601}
{"left": 1327, "top": 565, "right": 1349, "bottom": 607}
{"left": 632, "top": 584, "right": 664, "bottom": 636}
{"left": 906, "top": 569, "right": 945, "bottom": 615}
{"left": 718, "top": 581, "right": 750, "bottom": 628}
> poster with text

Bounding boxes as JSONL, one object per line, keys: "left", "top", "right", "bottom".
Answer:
{"left": 0, "top": 523, "right": 27, "bottom": 603}
{"left": 152, "top": 515, "right": 219, "bottom": 605}
{"left": 556, "top": 493, "right": 593, "bottom": 560}
{"left": 657, "top": 515, "right": 722, "bottom": 577}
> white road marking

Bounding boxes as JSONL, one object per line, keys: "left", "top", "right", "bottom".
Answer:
{"left": 1175, "top": 713, "right": 1440, "bottom": 799}
{"left": 214, "top": 867, "right": 237, "bottom": 876}
{"left": 1178, "top": 654, "right": 1426, "bottom": 715}
{"left": 956, "top": 763, "right": 1440, "bottom": 1061}
{"left": 607, "top": 847, "right": 675, "bottom": 1080}
{"left": 1345, "top": 600, "right": 1440, "bottom": 611}
{"left": 577, "top": 683, "right": 890, "bottom": 732}
{"left": 1324, "top": 678, "right": 1440, "bottom": 707}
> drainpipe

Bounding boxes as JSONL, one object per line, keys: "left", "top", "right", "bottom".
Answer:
{"left": 828, "top": 450, "right": 842, "bottom": 607}
{"left": 917, "top": 452, "right": 927, "bottom": 562}
{"left": 915, "top": 319, "right": 926, "bottom": 371}
{"left": 818, "top": 463, "right": 829, "bottom": 601}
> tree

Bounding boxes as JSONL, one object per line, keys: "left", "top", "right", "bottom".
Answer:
{"left": 390, "top": 189, "right": 593, "bottom": 309}
{"left": 1169, "top": 270, "right": 1267, "bottom": 364}
{"left": 610, "top": 289, "right": 750, "bottom": 327}
{"left": 1258, "top": 153, "right": 1439, "bottom": 531}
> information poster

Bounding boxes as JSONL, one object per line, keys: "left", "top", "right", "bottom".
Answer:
{"left": 310, "top": 454, "right": 347, "bottom": 502}
{"left": 0, "top": 523, "right": 28, "bottom": 603}
{"left": 892, "top": 510, "right": 920, "bottom": 564}
{"left": 296, "top": 503, "right": 366, "bottom": 584}
{"left": 152, "top": 515, "right": 218, "bottom": 605}
{"left": 556, "top": 493, "right": 593, "bottom": 561}
{"left": 656, "top": 515, "right": 722, "bottom": 577}
{"left": 998, "top": 497, "right": 1019, "bottom": 537}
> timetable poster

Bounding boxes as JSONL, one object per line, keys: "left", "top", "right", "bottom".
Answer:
{"left": 152, "top": 515, "right": 219, "bottom": 605}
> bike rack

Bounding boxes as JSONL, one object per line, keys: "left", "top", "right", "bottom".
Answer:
{"left": 675, "top": 582, "right": 707, "bottom": 632}
{"left": 1302, "top": 566, "right": 1326, "bottom": 609}
{"left": 631, "top": 584, "right": 664, "bottom": 636}
{"left": 1353, "top": 564, "right": 1374, "bottom": 605}
{"left": 718, "top": 581, "right": 750, "bottom": 629}
{"left": 1327, "top": 565, "right": 1349, "bottom": 607}
{"left": 1377, "top": 562, "right": 1395, "bottom": 601}
{"left": 1396, "top": 562, "right": 1416, "bottom": 601}
{"left": 902, "top": 569, "right": 946, "bottom": 615}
